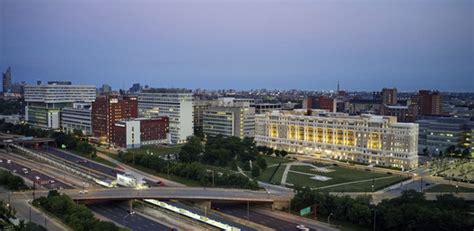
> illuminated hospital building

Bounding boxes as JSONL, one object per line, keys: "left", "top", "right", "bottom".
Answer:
{"left": 255, "top": 110, "right": 419, "bottom": 170}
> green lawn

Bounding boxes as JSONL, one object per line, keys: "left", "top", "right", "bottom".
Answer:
{"left": 318, "top": 176, "right": 405, "bottom": 192}
{"left": 258, "top": 164, "right": 287, "bottom": 184}
{"left": 425, "top": 184, "right": 474, "bottom": 193}
{"left": 127, "top": 145, "right": 183, "bottom": 156}
{"left": 260, "top": 155, "right": 292, "bottom": 166}
{"left": 287, "top": 165, "right": 390, "bottom": 188}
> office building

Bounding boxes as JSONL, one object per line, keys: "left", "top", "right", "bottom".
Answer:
{"left": 113, "top": 117, "right": 169, "bottom": 149}
{"left": 255, "top": 110, "right": 419, "bottom": 170}
{"left": 417, "top": 117, "right": 473, "bottom": 156}
{"left": 2, "top": 67, "right": 12, "bottom": 93}
{"left": 61, "top": 103, "right": 92, "bottom": 136}
{"left": 24, "top": 82, "right": 96, "bottom": 129}
{"left": 193, "top": 99, "right": 213, "bottom": 128}
{"left": 92, "top": 95, "right": 138, "bottom": 143}
{"left": 138, "top": 88, "right": 193, "bottom": 144}
{"left": 254, "top": 103, "right": 282, "bottom": 114}
{"left": 203, "top": 101, "right": 255, "bottom": 138}
{"left": 414, "top": 90, "right": 443, "bottom": 116}
{"left": 381, "top": 88, "right": 398, "bottom": 105}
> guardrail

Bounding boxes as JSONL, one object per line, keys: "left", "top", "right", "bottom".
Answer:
{"left": 143, "top": 199, "right": 240, "bottom": 231}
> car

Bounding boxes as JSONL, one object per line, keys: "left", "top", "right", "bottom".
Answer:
{"left": 296, "top": 225, "right": 310, "bottom": 231}
{"left": 49, "top": 180, "right": 55, "bottom": 184}
{"left": 35, "top": 176, "right": 40, "bottom": 181}
{"left": 7, "top": 160, "right": 11, "bottom": 164}
{"left": 12, "top": 170, "right": 17, "bottom": 173}
{"left": 83, "top": 190, "right": 88, "bottom": 194}
{"left": 0, "top": 159, "right": 3, "bottom": 163}
{"left": 79, "top": 190, "right": 84, "bottom": 194}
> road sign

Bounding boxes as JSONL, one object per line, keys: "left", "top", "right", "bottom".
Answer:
{"left": 300, "top": 206, "right": 311, "bottom": 216}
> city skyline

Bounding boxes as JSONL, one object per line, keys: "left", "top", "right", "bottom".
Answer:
{"left": 1, "top": 0, "right": 473, "bottom": 92}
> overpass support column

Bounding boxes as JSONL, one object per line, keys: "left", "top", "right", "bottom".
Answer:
{"left": 272, "top": 200, "right": 290, "bottom": 211}
{"left": 194, "top": 201, "right": 212, "bottom": 213}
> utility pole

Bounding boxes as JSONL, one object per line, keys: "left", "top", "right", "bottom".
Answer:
{"left": 247, "top": 200, "right": 250, "bottom": 222}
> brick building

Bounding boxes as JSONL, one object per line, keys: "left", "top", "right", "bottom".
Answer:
{"left": 113, "top": 117, "right": 169, "bottom": 149}
{"left": 91, "top": 95, "right": 138, "bottom": 143}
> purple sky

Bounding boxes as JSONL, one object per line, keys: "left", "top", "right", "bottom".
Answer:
{"left": 1, "top": 0, "right": 473, "bottom": 91}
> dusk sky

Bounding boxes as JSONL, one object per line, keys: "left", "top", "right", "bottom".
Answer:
{"left": 1, "top": 0, "right": 473, "bottom": 91}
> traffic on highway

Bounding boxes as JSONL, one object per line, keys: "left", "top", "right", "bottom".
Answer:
{"left": 0, "top": 157, "right": 71, "bottom": 190}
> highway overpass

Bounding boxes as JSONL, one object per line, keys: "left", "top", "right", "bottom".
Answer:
{"left": 30, "top": 187, "right": 291, "bottom": 205}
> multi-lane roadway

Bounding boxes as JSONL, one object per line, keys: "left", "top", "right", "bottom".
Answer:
{"left": 88, "top": 202, "right": 173, "bottom": 231}
{"left": 0, "top": 157, "right": 70, "bottom": 190}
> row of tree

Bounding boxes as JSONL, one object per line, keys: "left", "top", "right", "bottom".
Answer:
{"left": 0, "top": 170, "right": 27, "bottom": 191}
{"left": 292, "top": 187, "right": 473, "bottom": 230}
{"left": 33, "top": 191, "right": 121, "bottom": 231}
{"left": 117, "top": 149, "right": 259, "bottom": 189}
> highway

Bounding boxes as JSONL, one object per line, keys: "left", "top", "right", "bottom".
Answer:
{"left": 213, "top": 203, "right": 335, "bottom": 231}
{"left": 0, "top": 157, "right": 71, "bottom": 190}
{"left": 88, "top": 202, "right": 172, "bottom": 231}
{"left": 44, "top": 147, "right": 162, "bottom": 187}
{"left": 166, "top": 201, "right": 256, "bottom": 231}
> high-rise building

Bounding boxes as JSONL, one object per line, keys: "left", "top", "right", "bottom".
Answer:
{"left": 137, "top": 88, "right": 193, "bottom": 144}
{"left": 129, "top": 83, "right": 141, "bottom": 93}
{"left": 113, "top": 117, "right": 169, "bottom": 149}
{"left": 61, "top": 103, "right": 92, "bottom": 136}
{"left": 91, "top": 95, "right": 138, "bottom": 143}
{"left": 24, "top": 82, "right": 96, "bottom": 129}
{"left": 381, "top": 88, "right": 397, "bottom": 105}
{"left": 99, "top": 84, "right": 112, "bottom": 94}
{"left": 255, "top": 110, "right": 419, "bottom": 170}
{"left": 414, "top": 90, "right": 442, "bottom": 116}
{"left": 203, "top": 101, "right": 255, "bottom": 138}
{"left": 2, "top": 67, "right": 12, "bottom": 93}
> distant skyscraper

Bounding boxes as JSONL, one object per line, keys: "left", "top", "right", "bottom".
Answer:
{"left": 99, "top": 84, "right": 112, "bottom": 94}
{"left": 129, "top": 83, "right": 141, "bottom": 93}
{"left": 381, "top": 88, "right": 397, "bottom": 105}
{"left": 2, "top": 67, "right": 12, "bottom": 93}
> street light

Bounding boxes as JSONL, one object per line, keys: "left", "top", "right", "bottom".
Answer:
{"left": 327, "top": 213, "right": 334, "bottom": 226}
{"left": 372, "top": 208, "right": 377, "bottom": 231}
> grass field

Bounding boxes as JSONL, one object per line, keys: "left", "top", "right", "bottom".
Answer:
{"left": 258, "top": 163, "right": 287, "bottom": 184}
{"left": 288, "top": 165, "right": 388, "bottom": 188}
{"left": 425, "top": 184, "right": 474, "bottom": 193}
{"left": 318, "top": 176, "right": 405, "bottom": 192}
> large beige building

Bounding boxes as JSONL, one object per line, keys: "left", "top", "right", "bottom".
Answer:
{"left": 255, "top": 110, "right": 419, "bottom": 170}
{"left": 203, "top": 100, "right": 255, "bottom": 139}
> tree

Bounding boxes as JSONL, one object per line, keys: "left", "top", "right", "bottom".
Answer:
{"left": 256, "top": 156, "right": 267, "bottom": 170}
{"left": 251, "top": 165, "right": 261, "bottom": 178}
{"left": 179, "top": 136, "right": 203, "bottom": 163}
